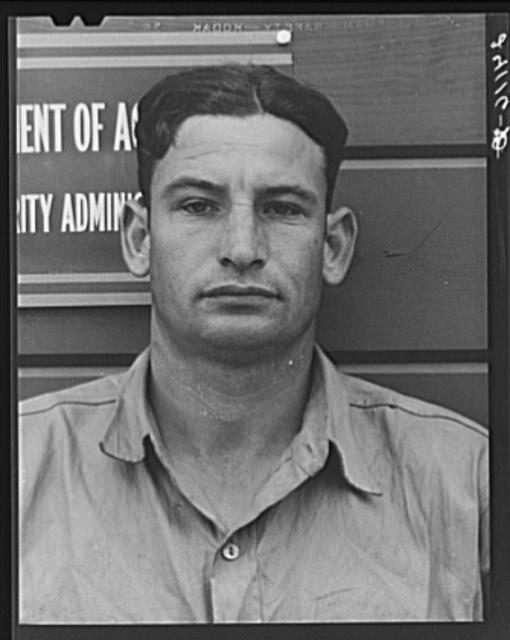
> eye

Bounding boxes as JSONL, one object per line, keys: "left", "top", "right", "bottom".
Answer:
{"left": 262, "top": 201, "right": 304, "bottom": 218}
{"left": 181, "top": 199, "right": 219, "bottom": 215}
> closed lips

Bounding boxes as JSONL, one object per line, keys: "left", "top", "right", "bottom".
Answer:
{"left": 203, "top": 285, "right": 277, "bottom": 297}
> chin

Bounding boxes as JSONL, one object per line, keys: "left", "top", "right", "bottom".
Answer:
{"left": 195, "top": 318, "right": 311, "bottom": 359}
{"left": 202, "top": 329, "right": 281, "bottom": 352}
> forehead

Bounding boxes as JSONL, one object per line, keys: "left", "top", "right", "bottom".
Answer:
{"left": 151, "top": 113, "right": 326, "bottom": 190}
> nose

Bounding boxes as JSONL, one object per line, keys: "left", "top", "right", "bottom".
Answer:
{"left": 219, "top": 203, "right": 267, "bottom": 271}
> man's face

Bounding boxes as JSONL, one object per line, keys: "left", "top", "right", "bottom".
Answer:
{"left": 147, "top": 113, "right": 330, "bottom": 355}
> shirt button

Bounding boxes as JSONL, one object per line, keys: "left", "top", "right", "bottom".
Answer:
{"left": 221, "top": 542, "right": 240, "bottom": 561}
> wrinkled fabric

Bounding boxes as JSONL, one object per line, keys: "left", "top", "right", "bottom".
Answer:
{"left": 19, "top": 346, "right": 489, "bottom": 624}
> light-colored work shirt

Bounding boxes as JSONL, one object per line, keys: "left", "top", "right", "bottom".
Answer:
{"left": 19, "top": 346, "right": 489, "bottom": 623}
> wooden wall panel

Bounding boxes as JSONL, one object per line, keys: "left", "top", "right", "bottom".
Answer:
{"left": 19, "top": 13, "right": 485, "bottom": 146}
{"left": 18, "top": 369, "right": 123, "bottom": 401}
{"left": 17, "top": 306, "right": 150, "bottom": 355}
{"left": 291, "top": 14, "right": 486, "bottom": 146}
{"left": 15, "top": 15, "right": 489, "bottom": 432}
{"left": 16, "top": 13, "right": 487, "bottom": 284}
{"left": 321, "top": 163, "right": 487, "bottom": 351}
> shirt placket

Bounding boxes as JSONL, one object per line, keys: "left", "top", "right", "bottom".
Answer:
{"left": 208, "top": 526, "right": 261, "bottom": 623}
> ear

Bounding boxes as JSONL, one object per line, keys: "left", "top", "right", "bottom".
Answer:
{"left": 120, "top": 197, "right": 151, "bottom": 278}
{"left": 322, "top": 206, "right": 358, "bottom": 286}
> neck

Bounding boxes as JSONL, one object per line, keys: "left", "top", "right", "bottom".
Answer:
{"left": 148, "top": 321, "right": 316, "bottom": 463}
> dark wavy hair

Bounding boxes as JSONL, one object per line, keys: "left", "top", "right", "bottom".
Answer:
{"left": 135, "top": 64, "right": 348, "bottom": 211}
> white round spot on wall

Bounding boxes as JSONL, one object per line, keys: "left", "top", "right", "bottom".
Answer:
{"left": 276, "top": 29, "right": 292, "bottom": 45}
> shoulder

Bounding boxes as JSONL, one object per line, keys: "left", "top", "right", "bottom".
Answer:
{"left": 333, "top": 367, "right": 488, "bottom": 484}
{"left": 18, "top": 373, "right": 129, "bottom": 512}
{"left": 19, "top": 373, "right": 125, "bottom": 463}
{"left": 19, "top": 373, "right": 122, "bottom": 418}
{"left": 340, "top": 369, "right": 487, "bottom": 440}
{"left": 333, "top": 369, "right": 489, "bottom": 519}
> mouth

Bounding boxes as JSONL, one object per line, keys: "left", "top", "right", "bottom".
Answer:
{"left": 202, "top": 284, "right": 278, "bottom": 299}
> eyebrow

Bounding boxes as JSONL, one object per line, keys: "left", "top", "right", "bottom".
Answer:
{"left": 255, "top": 185, "right": 320, "bottom": 206}
{"left": 160, "top": 177, "right": 226, "bottom": 199}
{"left": 159, "top": 177, "right": 320, "bottom": 205}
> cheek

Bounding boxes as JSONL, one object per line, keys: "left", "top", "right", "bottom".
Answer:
{"left": 150, "top": 236, "right": 186, "bottom": 290}
{"left": 286, "top": 233, "right": 323, "bottom": 269}
{"left": 278, "top": 236, "right": 324, "bottom": 293}
{"left": 151, "top": 220, "right": 215, "bottom": 265}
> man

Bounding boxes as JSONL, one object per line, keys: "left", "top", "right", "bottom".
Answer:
{"left": 19, "top": 65, "right": 489, "bottom": 623}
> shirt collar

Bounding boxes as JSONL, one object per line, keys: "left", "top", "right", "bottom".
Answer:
{"left": 100, "top": 345, "right": 382, "bottom": 496}
{"left": 100, "top": 347, "right": 154, "bottom": 463}
{"left": 315, "top": 346, "right": 383, "bottom": 496}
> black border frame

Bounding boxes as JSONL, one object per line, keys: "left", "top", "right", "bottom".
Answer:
{"left": 7, "top": 3, "right": 510, "bottom": 640}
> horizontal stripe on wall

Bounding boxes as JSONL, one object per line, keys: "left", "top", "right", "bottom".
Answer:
{"left": 340, "top": 158, "right": 486, "bottom": 170}
{"left": 18, "top": 272, "right": 149, "bottom": 285}
{"left": 17, "top": 31, "right": 289, "bottom": 48}
{"left": 17, "top": 292, "right": 151, "bottom": 308}
{"left": 16, "top": 351, "right": 489, "bottom": 368}
{"left": 17, "top": 362, "right": 488, "bottom": 378}
{"left": 17, "top": 53, "right": 293, "bottom": 70}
